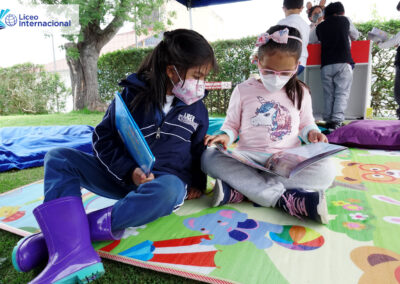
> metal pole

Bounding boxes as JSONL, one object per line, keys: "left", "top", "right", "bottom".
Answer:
{"left": 51, "top": 34, "right": 57, "bottom": 72}
{"left": 189, "top": 7, "right": 193, "bottom": 30}
{"left": 51, "top": 33, "right": 59, "bottom": 111}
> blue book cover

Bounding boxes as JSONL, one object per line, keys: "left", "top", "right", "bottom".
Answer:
{"left": 114, "top": 92, "right": 155, "bottom": 175}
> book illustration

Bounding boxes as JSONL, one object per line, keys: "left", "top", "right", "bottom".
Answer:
{"left": 367, "top": 27, "right": 388, "bottom": 43}
{"left": 216, "top": 142, "right": 347, "bottom": 178}
{"left": 114, "top": 92, "right": 155, "bottom": 175}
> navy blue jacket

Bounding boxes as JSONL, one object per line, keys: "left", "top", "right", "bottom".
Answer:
{"left": 92, "top": 73, "right": 209, "bottom": 190}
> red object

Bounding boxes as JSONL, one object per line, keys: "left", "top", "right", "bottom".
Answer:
{"left": 153, "top": 235, "right": 211, "bottom": 247}
{"left": 306, "top": 40, "right": 371, "bottom": 66}
{"left": 99, "top": 240, "right": 121, "bottom": 252}
{"left": 150, "top": 251, "right": 218, "bottom": 267}
{"left": 3, "top": 211, "right": 25, "bottom": 222}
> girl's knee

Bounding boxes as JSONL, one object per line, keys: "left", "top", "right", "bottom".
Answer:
{"left": 44, "top": 147, "right": 74, "bottom": 164}
{"left": 318, "top": 158, "right": 337, "bottom": 188}
{"left": 151, "top": 175, "right": 185, "bottom": 207}
{"left": 201, "top": 147, "right": 221, "bottom": 174}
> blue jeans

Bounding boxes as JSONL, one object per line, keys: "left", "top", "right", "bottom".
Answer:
{"left": 43, "top": 148, "right": 187, "bottom": 231}
{"left": 320, "top": 63, "right": 353, "bottom": 123}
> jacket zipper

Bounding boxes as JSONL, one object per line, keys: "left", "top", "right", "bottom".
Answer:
{"left": 156, "top": 127, "right": 161, "bottom": 139}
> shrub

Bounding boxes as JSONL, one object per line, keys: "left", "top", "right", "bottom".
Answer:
{"left": 0, "top": 63, "right": 68, "bottom": 115}
{"left": 355, "top": 20, "right": 400, "bottom": 117}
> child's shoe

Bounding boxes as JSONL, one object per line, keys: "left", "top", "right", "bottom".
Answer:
{"left": 275, "top": 188, "right": 328, "bottom": 224}
{"left": 211, "top": 179, "right": 245, "bottom": 207}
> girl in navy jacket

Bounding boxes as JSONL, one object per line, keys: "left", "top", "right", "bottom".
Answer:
{"left": 12, "top": 29, "right": 217, "bottom": 284}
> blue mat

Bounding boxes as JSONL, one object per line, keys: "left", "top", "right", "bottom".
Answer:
{"left": 0, "top": 118, "right": 226, "bottom": 173}
{"left": 0, "top": 125, "right": 94, "bottom": 172}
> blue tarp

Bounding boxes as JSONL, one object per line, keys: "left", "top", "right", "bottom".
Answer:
{"left": 0, "top": 125, "right": 94, "bottom": 172}
{"left": 207, "top": 117, "right": 225, "bottom": 135}
{"left": 0, "top": 118, "right": 226, "bottom": 173}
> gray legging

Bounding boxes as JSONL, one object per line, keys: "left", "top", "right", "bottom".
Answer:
{"left": 201, "top": 147, "right": 337, "bottom": 208}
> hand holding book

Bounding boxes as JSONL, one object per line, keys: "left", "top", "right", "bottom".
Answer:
{"left": 204, "top": 133, "right": 230, "bottom": 149}
{"left": 132, "top": 168, "right": 155, "bottom": 186}
{"left": 368, "top": 27, "right": 389, "bottom": 43}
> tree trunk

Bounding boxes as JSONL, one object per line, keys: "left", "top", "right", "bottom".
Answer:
{"left": 65, "top": 16, "right": 124, "bottom": 111}
{"left": 80, "top": 44, "right": 107, "bottom": 111}
{"left": 66, "top": 43, "right": 85, "bottom": 110}
{"left": 66, "top": 42, "right": 107, "bottom": 111}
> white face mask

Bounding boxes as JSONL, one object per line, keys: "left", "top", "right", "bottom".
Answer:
{"left": 259, "top": 72, "right": 292, "bottom": 93}
{"left": 312, "top": 12, "right": 323, "bottom": 23}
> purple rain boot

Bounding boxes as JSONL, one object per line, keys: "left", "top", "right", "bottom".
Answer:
{"left": 28, "top": 196, "right": 104, "bottom": 284}
{"left": 12, "top": 206, "right": 123, "bottom": 273}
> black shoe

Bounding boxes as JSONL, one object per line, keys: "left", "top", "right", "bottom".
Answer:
{"left": 275, "top": 188, "right": 328, "bottom": 224}
{"left": 326, "top": 121, "right": 343, "bottom": 131}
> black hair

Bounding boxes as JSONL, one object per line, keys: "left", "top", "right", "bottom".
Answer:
{"left": 131, "top": 29, "right": 217, "bottom": 112}
{"left": 257, "top": 25, "right": 306, "bottom": 110}
{"left": 307, "top": 5, "right": 323, "bottom": 19}
{"left": 283, "top": 0, "right": 304, "bottom": 9}
{"left": 324, "top": 2, "right": 345, "bottom": 18}
{"left": 397, "top": 1, "right": 400, "bottom": 11}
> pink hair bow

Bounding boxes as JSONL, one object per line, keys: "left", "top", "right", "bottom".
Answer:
{"left": 255, "top": 28, "right": 302, "bottom": 47}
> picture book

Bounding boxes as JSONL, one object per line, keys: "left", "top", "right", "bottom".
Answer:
{"left": 215, "top": 142, "right": 347, "bottom": 178}
{"left": 114, "top": 92, "right": 155, "bottom": 175}
{"left": 367, "top": 27, "right": 389, "bottom": 43}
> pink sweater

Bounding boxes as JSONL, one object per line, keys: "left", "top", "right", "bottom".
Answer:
{"left": 221, "top": 78, "right": 319, "bottom": 153}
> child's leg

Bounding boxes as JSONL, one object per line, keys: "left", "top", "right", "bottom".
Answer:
{"left": 274, "top": 157, "right": 337, "bottom": 191}
{"left": 43, "top": 147, "right": 129, "bottom": 202}
{"left": 321, "top": 65, "right": 334, "bottom": 122}
{"left": 331, "top": 63, "right": 353, "bottom": 124}
{"left": 110, "top": 174, "right": 187, "bottom": 231}
{"left": 201, "top": 147, "right": 285, "bottom": 208}
{"left": 13, "top": 147, "right": 129, "bottom": 273}
{"left": 273, "top": 158, "right": 336, "bottom": 224}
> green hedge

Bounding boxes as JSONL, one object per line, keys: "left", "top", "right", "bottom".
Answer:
{"left": 98, "top": 20, "right": 400, "bottom": 117}
{"left": 98, "top": 48, "right": 153, "bottom": 102}
{"left": 98, "top": 36, "right": 257, "bottom": 115}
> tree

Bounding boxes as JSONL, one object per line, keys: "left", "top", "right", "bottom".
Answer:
{"left": 39, "top": 0, "right": 168, "bottom": 111}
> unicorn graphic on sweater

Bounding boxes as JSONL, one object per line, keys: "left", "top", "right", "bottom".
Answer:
{"left": 251, "top": 97, "right": 292, "bottom": 141}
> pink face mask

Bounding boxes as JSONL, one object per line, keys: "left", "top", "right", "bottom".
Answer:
{"left": 171, "top": 66, "right": 205, "bottom": 105}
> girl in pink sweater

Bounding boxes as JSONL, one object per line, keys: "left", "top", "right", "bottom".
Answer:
{"left": 202, "top": 25, "right": 336, "bottom": 224}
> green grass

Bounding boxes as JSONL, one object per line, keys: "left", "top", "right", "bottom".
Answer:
{"left": 0, "top": 111, "right": 200, "bottom": 284}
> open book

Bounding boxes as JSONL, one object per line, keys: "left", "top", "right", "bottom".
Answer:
{"left": 215, "top": 142, "right": 347, "bottom": 178}
{"left": 114, "top": 92, "right": 155, "bottom": 175}
{"left": 367, "top": 27, "right": 389, "bottom": 43}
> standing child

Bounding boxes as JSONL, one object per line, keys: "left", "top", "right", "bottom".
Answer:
{"left": 202, "top": 25, "right": 336, "bottom": 224}
{"left": 306, "top": 0, "right": 325, "bottom": 29}
{"left": 11, "top": 29, "right": 217, "bottom": 283}
{"left": 376, "top": 1, "right": 400, "bottom": 120}
{"left": 309, "top": 2, "right": 360, "bottom": 130}
{"left": 277, "top": 0, "right": 310, "bottom": 75}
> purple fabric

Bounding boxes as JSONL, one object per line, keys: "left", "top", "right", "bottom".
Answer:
{"left": 327, "top": 120, "right": 400, "bottom": 150}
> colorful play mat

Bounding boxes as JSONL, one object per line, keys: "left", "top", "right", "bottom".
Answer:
{"left": 1, "top": 147, "right": 400, "bottom": 284}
